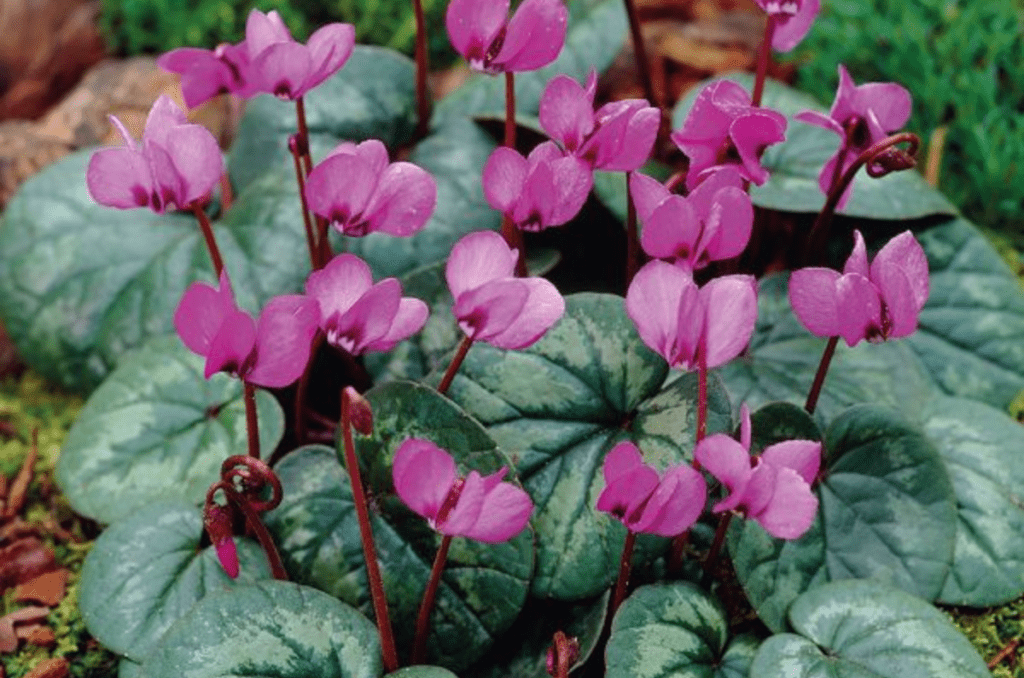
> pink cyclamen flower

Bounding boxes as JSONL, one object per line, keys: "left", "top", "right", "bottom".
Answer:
{"left": 538, "top": 72, "right": 659, "bottom": 172}
{"left": 305, "top": 139, "right": 437, "bottom": 237}
{"left": 671, "top": 80, "right": 787, "bottom": 190}
{"left": 305, "top": 253, "right": 428, "bottom": 354}
{"left": 174, "top": 271, "right": 320, "bottom": 387}
{"left": 87, "top": 95, "right": 222, "bottom": 214}
{"left": 596, "top": 442, "right": 706, "bottom": 537}
{"left": 789, "top": 230, "right": 928, "bottom": 347}
{"left": 795, "top": 65, "right": 912, "bottom": 209}
{"left": 482, "top": 142, "right": 592, "bottom": 232}
{"left": 695, "top": 404, "right": 820, "bottom": 539}
{"left": 447, "top": 231, "right": 565, "bottom": 349}
{"left": 753, "top": 0, "right": 821, "bottom": 52}
{"left": 631, "top": 167, "right": 753, "bottom": 272}
{"left": 626, "top": 260, "right": 757, "bottom": 371}
{"left": 160, "top": 9, "right": 355, "bottom": 105}
{"left": 446, "top": 0, "right": 567, "bottom": 74}
{"left": 393, "top": 438, "right": 533, "bottom": 543}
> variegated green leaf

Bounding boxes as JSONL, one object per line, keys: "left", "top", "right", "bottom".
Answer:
{"left": 385, "top": 669, "right": 459, "bottom": 678}
{"left": 140, "top": 581, "right": 383, "bottom": 678}
{"left": 79, "top": 502, "right": 272, "bottom": 662}
{"left": 439, "top": 293, "right": 732, "bottom": 599}
{"left": 750, "top": 580, "right": 990, "bottom": 678}
{"left": 56, "top": 334, "right": 284, "bottom": 524}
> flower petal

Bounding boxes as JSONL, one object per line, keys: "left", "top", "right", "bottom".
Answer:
{"left": 174, "top": 272, "right": 237, "bottom": 356}
{"left": 789, "top": 267, "right": 842, "bottom": 337}
{"left": 446, "top": 230, "right": 518, "bottom": 300}
{"left": 625, "top": 260, "right": 693, "bottom": 366}
{"left": 494, "top": 0, "right": 567, "bottom": 72}
{"left": 393, "top": 438, "right": 456, "bottom": 521}
{"left": 631, "top": 464, "right": 706, "bottom": 536}
{"left": 328, "top": 279, "right": 402, "bottom": 355}
{"left": 539, "top": 74, "right": 595, "bottom": 152}
{"left": 363, "top": 297, "right": 429, "bottom": 353}
{"left": 870, "top": 231, "right": 929, "bottom": 312}
{"left": 305, "top": 152, "right": 378, "bottom": 231}
{"left": 834, "top": 273, "right": 881, "bottom": 347}
{"left": 761, "top": 439, "right": 821, "bottom": 484}
{"left": 694, "top": 433, "right": 752, "bottom": 513}
{"left": 205, "top": 309, "right": 257, "bottom": 378}
{"left": 87, "top": 147, "right": 152, "bottom": 209}
{"left": 482, "top": 146, "right": 528, "bottom": 214}
{"left": 843, "top": 230, "right": 870, "bottom": 278}
{"left": 163, "top": 124, "right": 224, "bottom": 205}
{"left": 305, "top": 253, "right": 374, "bottom": 326}
{"left": 639, "top": 197, "right": 699, "bottom": 264}
{"left": 629, "top": 171, "right": 670, "bottom": 224}
{"left": 362, "top": 162, "right": 437, "bottom": 236}
{"left": 484, "top": 277, "right": 565, "bottom": 349}
{"left": 463, "top": 479, "right": 533, "bottom": 542}
{"left": 770, "top": 0, "right": 820, "bottom": 52}
{"left": 304, "top": 22, "right": 356, "bottom": 91}
{"left": 453, "top": 279, "right": 530, "bottom": 342}
{"left": 730, "top": 110, "right": 787, "bottom": 185}
{"left": 753, "top": 467, "right": 818, "bottom": 539}
{"left": 445, "top": 0, "right": 509, "bottom": 62}
{"left": 701, "top": 274, "right": 757, "bottom": 369}
{"left": 245, "top": 295, "right": 320, "bottom": 387}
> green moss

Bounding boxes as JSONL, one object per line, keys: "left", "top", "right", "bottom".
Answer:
{"left": 945, "top": 598, "right": 1024, "bottom": 677}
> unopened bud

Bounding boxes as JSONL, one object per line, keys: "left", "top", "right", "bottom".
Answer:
{"left": 343, "top": 386, "right": 374, "bottom": 435}
{"left": 546, "top": 631, "right": 580, "bottom": 677}
{"left": 204, "top": 503, "right": 239, "bottom": 578}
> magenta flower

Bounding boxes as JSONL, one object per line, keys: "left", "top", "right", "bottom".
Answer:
{"left": 305, "top": 253, "right": 428, "bottom": 354}
{"left": 789, "top": 230, "right": 929, "bottom": 347}
{"left": 670, "top": 80, "right": 787, "bottom": 190}
{"left": 753, "top": 0, "right": 821, "bottom": 52}
{"left": 482, "top": 142, "right": 592, "bottom": 232}
{"left": 694, "top": 404, "right": 820, "bottom": 539}
{"left": 445, "top": 0, "right": 567, "bottom": 75}
{"left": 174, "top": 271, "right": 320, "bottom": 387}
{"left": 86, "top": 95, "right": 222, "bottom": 214}
{"left": 625, "top": 260, "right": 757, "bottom": 371}
{"left": 795, "top": 65, "right": 912, "bottom": 208}
{"left": 393, "top": 438, "right": 533, "bottom": 543}
{"left": 596, "top": 442, "right": 706, "bottom": 537}
{"left": 305, "top": 139, "right": 437, "bottom": 237}
{"left": 157, "top": 42, "right": 255, "bottom": 109}
{"left": 538, "top": 72, "right": 659, "bottom": 172}
{"left": 631, "top": 167, "right": 753, "bottom": 272}
{"left": 446, "top": 231, "right": 565, "bottom": 349}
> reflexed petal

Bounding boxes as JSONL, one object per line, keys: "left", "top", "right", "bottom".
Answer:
{"left": 205, "top": 309, "right": 257, "bottom": 378}
{"left": 694, "top": 433, "right": 752, "bottom": 513}
{"left": 246, "top": 9, "right": 292, "bottom": 56}
{"left": 873, "top": 265, "right": 919, "bottom": 338}
{"left": 143, "top": 96, "right": 188, "bottom": 148}
{"left": 789, "top": 267, "right": 842, "bottom": 337}
{"left": 304, "top": 23, "right": 355, "bottom": 90}
{"left": 625, "top": 260, "right": 691, "bottom": 365}
{"left": 164, "top": 124, "right": 224, "bottom": 205}
{"left": 671, "top": 82, "right": 739, "bottom": 181}
{"left": 328, "top": 279, "right": 402, "bottom": 354}
{"left": 494, "top": 0, "right": 567, "bottom": 72}
{"left": 761, "top": 440, "right": 821, "bottom": 484}
{"left": 629, "top": 171, "right": 670, "bottom": 224}
{"left": 753, "top": 467, "right": 818, "bottom": 539}
{"left": 770, "top": 0, "right": 820, "bottom": 52}
{"left": 730, "top": 111, "right": 787, "bottom": 185}
{"left": 539, "top": 74, "right": 595, "bottom": 152}
{"left": 596, "top": 463, "right": 659, "bottom": 522}
{"left": 741, "top": 461, "right": 777, "bottom": 517}
{"left": 588, "top": 103, "right": 659, "bottom": 172}
{"left": 463, "top": 480, "right": 533, "bottom": 542}
{"left": 363, "top": 297, "right": 429, "bottom": 352}
{"left": 245, "top": 295, "right": 320, "bottom": 387}
{"left": 485, "top": 277, "right": 564, "bottom": 349}
{"left": 701, "top": 274, "right": 757, "bottom": 369}
{"left": 834, "top": 273, "right": 881, "bottom": 347}
{"left": 363, "top": 162, "right": 437, "bottom": 236}
{"left": 174, "top": 273, "right": 237, "bottom": 356}
{"left": 870, "top": 231, "right": 929, "bottom": 311}
{"left": 305, "top": 253, "right": 374, "bottom": 325}
{"left": 145, "top": 141, "right": 186, "bottom": 211}
{"left": 544, "top": 156, "right": 593, "bottom": 226}
{"left": 352, "top": 139, "right": 390, "bottom": 176}
{"left": 686, "top": 166, "right": 745, "bottom": 217}
{"left": 453, "top": 279, "right": 529, "bottom": 342}
{"left": 739, "top": 402, "right": 751, "bottom": 451}
{"left": 631, "top": 464, "right": 706, "bottom": 536}
{"left": 482, "top": 146, "right": 528, "bottom": 213}
{"left": 794, "top": 109, "right": 844, "bottom": 136}
{"left": 250, "top": 41, "right": 312, "bottom": 99}
{"left": 305, "top": 152, "right": 378, "bottom": 227}
{"left": 86, "top": 147, "right": 152, "bottom": 209}
{"left": 158, "top": 49, "right": 230, "bottom": 109}
{"left": 393, "top": 438, "right": 456, "bottom": 521}
{"left": 639, "top": 197, "right": 699, "bottom": 263}
{"left": 439, "top": 470, "right": 487, "bottom": 535}
{"left": 699, "top": 186, "right": 753, "bottom": 261}
{"left": 601, "top": 441, "right": 644, "bottom": 485}
{"left": 445, "top": 230, "right": 518, "bottom": 300}
{"left": 843, "top": 230, "right": 870, "bottom": 277}
{"left": 445, "top": 0, "right": 509, "bottom": 61}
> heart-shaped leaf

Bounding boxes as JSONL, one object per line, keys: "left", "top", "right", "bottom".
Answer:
{"left": 386, "top": 669, "right": 459, "bottom": 678}
{"left": 606, "top": 582, "right": 754, "bottom": 678}
{"left": 439, "top": 293, "right": 732, "bottom": 599}
{"left": 229, "top": 45, "right": 417, "bottom": 191}
{"left": 671, "top": 74, "right": 957, "bottom": 219}
{"left": 728, "top": 405, "right": 956, "bottom": 632}
{"left": 750, "top": 579, "right": 990, "bottom": 678}
{"left": 140, "top": 580, "right": 383, "bottom": 678}
{"left": 79, "top": 502, "right": 272, "bottom": 662}
{"left": 266, "top": 388, "right": 533, "bottom": 673}
{"left": 118, "top": 659, "right": 143, "bottom": 677}
{"left": 56, "top": 334, "right": 284, "bottom": 524}
{"left": 433, "top": 0, "right": 627, "bottom": 123}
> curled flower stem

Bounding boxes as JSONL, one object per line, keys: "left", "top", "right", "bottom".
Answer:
{"left": 751, "top": 15, "right": 776, "bottom": 107}
{"left": 803, "top": 132, "right": 920, "bottom": 265}
{"left": 288, "top": 135, "right": 319, "bottom": 269}
{"left": 804, "top": 335, "right": 838, "bottom": 415}
{"left": 190, "top": 203, "right": 225, "bottom": 277}
{"left": 701, "top": 511, "right": 733, "bottom": 581}
{"left": 610, "top": 530, "right": 637, "bottom": 618}
{"left": 622, "top": 0, "right": 658, "bottom": 111}
{"left": 437, "top": 335, "right": 474, "bottom": 395}
{"left": 411, "top": 534, "right": 453, "bottom": 665}
{"left": 243, "top": 381, "right": 260, "bottom": 459}
{"left": 340, "top": 389, "right": 399, "bottom": 672}
{"left": 625, "top": 171, "right": 642, "bottom": 288}
{"left": 412, "top": 0, "right": 431, "bottom": 140}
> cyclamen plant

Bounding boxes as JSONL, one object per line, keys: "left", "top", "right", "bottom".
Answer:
{"left": 16, "top": 0, "right": 1016, "bottom": 676}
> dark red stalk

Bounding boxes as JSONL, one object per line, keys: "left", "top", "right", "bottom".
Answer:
{"left": 502, "top": 71, "right": 528, "bottom": 277}
{"left": 316, "top": 215, "right": 332, "bottom": 269}
{"left": 621, "top": 0, "right": 658, "bottom": 110}
{"left": 288, "top": 136, "right": 319, "bottom": 269}
{"left": 609, "top": 530, "right": 637, "bottom": 617}
{"left": 411, "top": 534, "right": 453, "bottom": 664}
{"left": 294, "top": 97, "right": 314, "bottom": 177}
{"left": 191, "top": 203, "right": 225, "bottom": 277}
{"left": 340, "top": 389, "right": 399, "bottom": 672}
{"left": 217, "top": 483, "right": 289, "bottom": 579}
{"left": 219, "top": 172, "right": 234, "bottom": 211}
{"left": 696, "top": 355, "right": 708, "bottom": 446}
{"left": 243, "top": 381, "right": 260, "bottom": 459}
{"left": 751, "top": 15, "right": 776, "bottom": 107}
{"left": 625, "top": 171, "right": 641, "bottom": 288}
{"left": 437, "top": 335, "right": 474, "bottom": 395}
{"left": 701, "top": 511, "right": 733, "bottom": 580}
{"left": 293, "top": 332, "right": 325, "bottom": 445}
{"left": 412, "top": 0, "right": 431, "bottom": 140}
{"left": 804, "top": 336, "right": 839, "bottom": 415}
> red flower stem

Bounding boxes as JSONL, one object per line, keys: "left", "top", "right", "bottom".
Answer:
{"left": 289, "top": 138, "right": 319, "bottom": 269}
{"left": 502, "top": 72, "right": 528, "bottom": 277}
{"left": 625, "top": 171, "right": 641, "bottom": 288}
{"left": 437, "top": 335, "right": 474, "bottom": 395}
{"left": 696, "top": 358, "right": 708, "bottom": 446}
{"left": 316, "top": 215, "right": 332, "bottom": 269}
{"left": 341, "top": 391, "right": 399, "bottom": 673}
{"left": 293, "top": 332, "right": 325, "bottom": 445}
{"left": 220, "top": 172, "right": 234, "bottom": 211}
{"left": 412, "top": 0, "right": 431, "bottom": 140}
{"left": 218, "top": 483, "right": 289, "bottom": 580}
{"left": 609, "top": 530, "right": 637, "bottom": 618}
{"left": 804, "top": 336, "right": 839, "bottom": 415}
{"left": 294, "top": 97, "right": 314, "bottom": 176}
{"left": 411, "top": 534, "right": 453, "bottom": 665}
{"left": 622, "top": 0, "right": 658, "bottom": 110}
{"left": 701, "top": 511, "right": 733, "bottom": 579}
{"left": 243, "top": 381, "right": 260, "bottom": 459}
{"left": 803, "top": 132, "right": 919, "bottom": 265}
{"left": 751, "top": 15, "right": 776, "bottom": 108}
{"left": 191, "top": 203, "right": 225, "bottom": 277}
{"left": 667, "top": 530, "right": 688, "bottom": 574}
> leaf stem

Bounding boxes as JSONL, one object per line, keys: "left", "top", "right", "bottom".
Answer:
{"left": 243, "top": 381, "right": 260, "bottom": 459}
{"left": 437, "top": 335, "right": 474, "bottom": 395}
{"left": 191, "top": 203, "right": 225, "bottom": 277}
{"left": 751, "top": 15, "right": 776, "bottom": 107}
{"left": 411, "top": 534, "right": 453, "bottom": 664}
{"left": 609, "top": 530, "right": 637, "bottom": 617}
{"left": 804, "top": 336, "right": 838, "bottom": 415}
{"left": 341, "top": 389, "right": 399, "bottom": 672}
{"left": 412, "top": 0, "right": 431, "bottom": 140}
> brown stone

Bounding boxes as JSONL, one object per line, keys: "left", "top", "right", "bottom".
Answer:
{"left": 0, "top": 538, "right": 56, "bottom": 592}
{"left": 14, "top": 568, "right": 70, "bottom": 606}
{"left": 23, "top": 625, "right": 57, "bottom": 648}
{"left": 23, "top": 658, "right": 69, "bottom": 678}
{"left": 0, "top": 606, "right": 49, "bottom": 653}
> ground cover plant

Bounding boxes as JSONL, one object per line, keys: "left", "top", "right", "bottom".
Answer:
{"left": 1, "top": 0, "right": 1023, "bottom": 676}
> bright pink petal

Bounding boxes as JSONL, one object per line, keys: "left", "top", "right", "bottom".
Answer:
{"left": 493, "top": 0, "right": 567, "bottom": 72}
{"left": 701, "top": 274, "right": 757, "bottom": 369}
{"left": 739, "top": 402, "right": 752, "bottom": 450}
{"left": 215, "top": 538, "right": 239, "bottom": 579}
{"left": 539, "top": 75, "right": 595, "bottom": 153}
{"left": 305, "top": 152, "right": 378, "bottom": 232}
{"left": 730, "top": 111, "right": 787, "bottom": 186}
{"left": 163, "top": 124, "right": 223, "bottom": 205}
{"left": 631, "top": 464, "right": 706, "bottom": 536}
{"left": 770, "top": 0, "right": 820, "bottom": 52}
{"left": 794, "top": 109, "right": 844, "bottom": 137}
{"left": 761, "top": 440, "right": 821, "bottom": 484}
{"left": 872, "top": 266, "right": 919, "bottom": 339}
{"left": 699, "top": 186, "right": 753, "bottom": 261}
{"left": 629, "top": 171, "right": 670, "bottom": 224}
{"left": 454, "top": 279, "right": 529, "bottom": 342}
{"left": 482, "top": 147, "right": 528, "bottom": 214}
{"left": 158, "top": 49, "right": 232, "bottom": 109}
{"left": 843, "top": 230, "right": 870, "bottom": 277}
{"left": 245, "top": 9, "right": 292, "bottom": 56}
{"left": 445, "top": 0, "right": 509, "bottom": 63}
{"left": 671, "top": 81, "right": 740, "bottom": 181}
{"left": 484, "top": 277, "right": 564, "bottom": 349}
{"left": 352, "top": 139, "right": 390, "bottom": 176}
{"left": 596, "top": 446, "right": 659, "bottom": 524}
{"left": 87, "top": 147, "right": 152, "bottom": 209}
{"left": 740, "top": 461, "right": 777, "bottom": 517}
{"left": 174, "top": 273, "right": 237, "bottom": 356}
{"left": 362, "top": 162, "right": 437, "bottom": 236}
{"left": 463, "top": 479, "right": 533, "bottom": 542}
{"left": 870, "top": 231, "right": 929, "bottom": 312}
{"left": 625, "top": 260, "right": 693, "bottom": 366}
{"left": 752, "top": 467, "right": 818, "bottom": 539}
{"left": 855, "top": 81, "right": 911, "bottom": 133}
{"left": 694, "top": 433, "right": 753, "bottom": 513}
{"left": 250, "top": 41, "right": 312, "bottom": 99}
{"left": 305, "top": 253, "right": 374, "bottom": 326}
{"left": 834, "top": 273, "right": 881, "bottom": 347}
{"left": 586, "top": 102, "right": 659, "bottom": 172}
{"left": 205, "top": 309, "right": 257, "bottom": 378}
{"left": 789, "top": 267, "right": 842, "bottom": 337}
{"left": 363, "top": 297, "right": 429, "bottom": 353}
{"left": 640, "top": 197, "right": 700, "bottom": 265}
{"left": 393, "top": 438, "right": 456, "bottom": 521}
{"left": 304, "top": 23, "right": 355, "bottom": 90}
{"left": 142, "top": 96, "right": 188, "bottom": 148}
{"left": 601, "top": 441, "right": 644, "bottom": 485}
{"left": 446, "top": 231, "right": 518, "bottom": 300}
{"left": 245, "top": 295, "right": 320, "bottom": 387}
{"left": 439, "top": 470, "right": 487, "bottom": 536}
{"left": 542, "top": 155, "right": 593, "bottom": 227}
{"left": 327, "top": 279, "right": 402, "bottom": 355}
